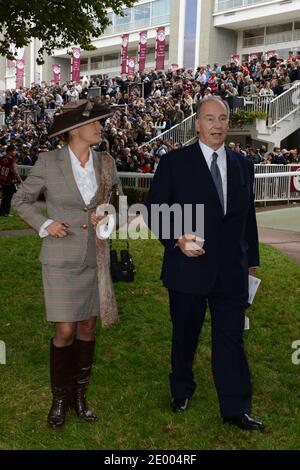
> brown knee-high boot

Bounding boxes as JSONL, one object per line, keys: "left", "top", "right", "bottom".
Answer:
{"left": 71, "top": 338, "right": 97, "bottom": 421}
{"left": 47, "top": 339, "right": 74, "bottom": 429}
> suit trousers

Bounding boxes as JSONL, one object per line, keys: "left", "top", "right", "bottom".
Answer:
{"left": 168, "top": 287, "right": 252, "bottom": 417}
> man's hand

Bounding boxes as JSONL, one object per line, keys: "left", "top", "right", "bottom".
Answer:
{"left": 176, "top": 234, "right": 205, "bottom": 258}
{"left": 248, "top": 267, "right": 257, "bottom": 277}
{"left": 46, "top": 221, "right": 70, "bottom": 238}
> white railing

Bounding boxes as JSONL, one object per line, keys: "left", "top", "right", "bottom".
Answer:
{"left": 244, "top": 95, "right": 273, "bottom": 114}
{"left": 243, "top": 80, "right": 300, "bottom": 128}
{"left": 243, "top": 36, "right": 265, "bottom": 48}
{"left": 214, "top": 0, "right": 273, "bottom": 13}
{"left": 140, "top": 113, "right": 197, "bottom": 149}
{"left": 265, "top": 31, "right": 293, "bottom": 45}
{"left": 16, "top": 165, "right": 300, "bottom": 203}
{"left": 267, "top": 81, "right": 300, "bottom": 128}
{"left": 99, "top": 14, "right": 170, "bottom": 38}
{"left": 254, "top": 165, "right": 300, "bottom": 202}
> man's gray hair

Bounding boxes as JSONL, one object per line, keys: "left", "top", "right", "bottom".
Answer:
{"left": 197, "top": 96, "right": 230, "bottom": 118}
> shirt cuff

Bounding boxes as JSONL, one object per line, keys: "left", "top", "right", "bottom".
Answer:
{"left": 39, "top": 219, "right": 54, "bottom": 238}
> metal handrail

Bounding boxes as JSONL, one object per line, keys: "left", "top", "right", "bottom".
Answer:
{"left": 139, "top": 113, "right": 197, "bottom": 149}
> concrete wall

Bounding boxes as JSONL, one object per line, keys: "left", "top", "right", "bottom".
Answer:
{"left": 198, "top": 0, "right": 237, "bottom": 67}
{"left": 169, "top": 0, "right": 185, "bottom": 68}
{"left": 42, "top": 55, "right": 71, "bottom": 83}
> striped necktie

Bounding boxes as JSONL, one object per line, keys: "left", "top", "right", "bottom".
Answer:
{"left": 211, "top": 152, "right": 224, "bottom": 214}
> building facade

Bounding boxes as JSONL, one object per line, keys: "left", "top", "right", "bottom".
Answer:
{"left": 1, "top": 0, "right": 300, "bottom": 88}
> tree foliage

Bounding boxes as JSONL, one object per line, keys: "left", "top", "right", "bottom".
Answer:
{"left": 0, "top": 0, "right": 137, "bottom": 64}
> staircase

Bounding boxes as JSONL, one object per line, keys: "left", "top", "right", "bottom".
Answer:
{"left": 142, "top": 81, "right": 300, "bottom": 149}
{"left": 140, "top": 113, "right": 197, "bottom": 149}
{"left": 229, "top": 81, "right": 300, "bottom": 147}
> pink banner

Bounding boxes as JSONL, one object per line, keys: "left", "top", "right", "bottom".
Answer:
{"left": 127, "top": 57, "right": 136, "bottom": 76}
{"left": 290, "top": 166, "right": 300, "bottom": 192}
{"left": 265, "top": 50, "right": 276, "bottom": 60}
{"left": 121, "top": 34, "right": 129, "bottom": 74}
{"left": 249, "top": 52, "right": 259, "bottom": 61}
{"left": 72, "top": 47, "right": 81, "bottom": 82}
{"left": 7, "top": 43, "right": 16, "bottom": 68}
{"left": 52, "top": 64, "right": 61, "bottom": 84}
{"left": 16, "top": 59, "right": 25, "bottom": 87}
{"left": 231, "top": 54, "right": 240, "bottom": 64}
{"left": 138, "top": 31, "right": 147, "bottom": 73}
{"left": 155, "top": 27, "right": 166, "bottom": 71}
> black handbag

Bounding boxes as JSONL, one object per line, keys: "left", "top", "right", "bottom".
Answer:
{"left": 105, "top": 183, "right": 135, "bottom": 282}
{"left": 110, "top": 239, "right": 135, "bottom": 283}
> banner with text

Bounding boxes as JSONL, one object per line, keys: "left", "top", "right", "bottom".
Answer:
{"left": 52, "top": 64, "right": 61, "bottom": 84}
{"left": 231, "top": 54, "right": 240, "bottom": 64}
{"left": 155, "top": 27, "right": 166, "bottom": 71}
{"left": 290, "top": 166, "right": 300, "bottom": 192}
{"left": 72, "top": 47, "right": 81, "bottom": 82}
{"left": 265, "top": 50, "right": 276, "bottom": 60}
{"left": 127, "top": 57, "right": 136, "bottom": 76}
{"left": 15, "top": 48, "right": 25, "bottom": 88}
{"left": 138, "top": 31, "right": 148, "bottom": 73}
{"left": 121, "top": 34, "right": 129, "bottom": 74}
{"left": 249, "top": 52, "right": 259, "bottom": 61}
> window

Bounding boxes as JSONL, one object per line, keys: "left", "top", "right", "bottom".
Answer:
{"left": 115, "top": 8, "right": 131, "bottom": 25}
{"left": 91, "top": 56, "right": 102, "bottom": 63}
{"left": 133, "top": 3, "right": 151, "bottom": 22}
{"left": 243, "top": 27, "right": 264, "bottom": 47}
{"left": 152, "top": 0, "right": 170, "bottom": 24}
{"left": 104, "top": 53, "right": 119, "bottom": 62}
{"left": 266, "top": 23, "right": 292, "bottom": 44}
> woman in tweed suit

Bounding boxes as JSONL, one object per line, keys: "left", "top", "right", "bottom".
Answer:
{"left": 13, "top": 100, "right": 121, "bottom": 429}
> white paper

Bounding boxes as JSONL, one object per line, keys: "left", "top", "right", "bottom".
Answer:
{"left": 244, "top": 316, "right": 250, "bottom": 330}
{"left": 248, "top": 275, "right": 261, "bottom": 305}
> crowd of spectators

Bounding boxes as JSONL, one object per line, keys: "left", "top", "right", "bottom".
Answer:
{"left": 227, "top": 142, "right": 300, "bottom": 165}
{"left": 0, "top": 51, "right": 300, "bottom": 173}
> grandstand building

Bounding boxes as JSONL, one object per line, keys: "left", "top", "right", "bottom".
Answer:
{"left": 1, "top": 0, "right": 300, "bottom": 88}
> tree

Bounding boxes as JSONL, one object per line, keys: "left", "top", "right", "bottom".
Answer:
{"left": 0, "top": 0, "right": 137, "bottom": 64}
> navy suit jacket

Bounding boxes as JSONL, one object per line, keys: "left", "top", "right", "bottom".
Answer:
{"left": 145, "top": 142, "right": 259, "bottom": 297}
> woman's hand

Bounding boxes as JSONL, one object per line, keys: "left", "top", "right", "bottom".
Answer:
{"left": 46, "top": 221, "right": 70, "bottom": 238}
{"left": 91, "top": 212, "right": 108, "bottom": 227}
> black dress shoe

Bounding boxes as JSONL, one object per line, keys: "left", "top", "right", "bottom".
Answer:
{"left": 171, "top": 397, "right": 190, "bottom": 413}
{"left": 223, "top": 413, "right": 264, "bottom": 431}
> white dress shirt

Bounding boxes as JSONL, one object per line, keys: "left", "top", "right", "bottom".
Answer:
{"left": 39, "top": 147, "right": 98, "bottom": 237}
{"left": 199, "top": 140, "right": 227, "bottom": 215}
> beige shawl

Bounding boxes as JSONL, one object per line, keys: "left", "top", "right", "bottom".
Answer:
{"left": 95, "top": 152, "right": 119, "bottom": 327}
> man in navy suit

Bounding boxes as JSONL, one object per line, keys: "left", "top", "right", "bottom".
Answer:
{"left": 145, "top": 97, "right": 263, "bottom": 430}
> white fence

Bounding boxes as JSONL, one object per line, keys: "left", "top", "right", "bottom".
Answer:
{"left": 16, "top": 165, "right": 300, "bottom": 204}
{"left": 254, "top": 165, "right": 300, "bottom": 203}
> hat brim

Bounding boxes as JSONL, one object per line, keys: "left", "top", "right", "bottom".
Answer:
{"left": 48, "top": 112, "right": 112, "bottom": 138}
{"left": 47, "top": 100, "right": 114, "bottom": 139}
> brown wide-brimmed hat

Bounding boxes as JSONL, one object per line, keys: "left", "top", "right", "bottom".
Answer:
{"left": 48, "top": 99, "right": 114, "bottom": 138}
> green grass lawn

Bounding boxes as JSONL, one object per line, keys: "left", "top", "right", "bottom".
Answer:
{"left": 0, "top": 207, "right": 48, "bottom": 231}
{"left": 0, "top": 235, "right": 300, "bottom": 450}
{"left": 0, "top": 210, "right": 32, "bottom": 231}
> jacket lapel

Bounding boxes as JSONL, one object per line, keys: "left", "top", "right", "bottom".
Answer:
{"left": 225, "top": 147, "right": 243, "bottom": 216}
{"left": 57, "top": 145, "right": 86, "bottom": 207}
{"left": 91, "top": 148, "right": 101, "bottom": 190}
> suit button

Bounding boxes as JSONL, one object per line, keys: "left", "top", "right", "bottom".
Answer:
{"left": 83, "top": 207, "right": 88, "bottom": 212}
{"left": 81, "top": 224, "right": 88, "bottom": 229}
